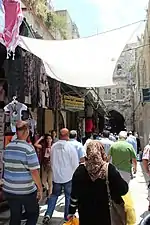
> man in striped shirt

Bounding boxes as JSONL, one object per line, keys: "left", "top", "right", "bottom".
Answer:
{"left": 3, "top": 121, "right": 42, "bottom": 225}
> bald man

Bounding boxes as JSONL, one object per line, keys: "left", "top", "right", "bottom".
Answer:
{"left": 43, "top": 128, "right": 79, "bottom": 224}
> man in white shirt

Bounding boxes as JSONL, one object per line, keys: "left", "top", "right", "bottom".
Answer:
{"left": 43, "top": 128, "right": 79, "bottom": 224}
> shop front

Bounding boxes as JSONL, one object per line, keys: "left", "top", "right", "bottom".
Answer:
{"left": 61, "top": 95, "right": 85, "bottom": 139}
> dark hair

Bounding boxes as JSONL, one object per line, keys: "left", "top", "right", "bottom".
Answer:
{"left": 44, "top": 133, "right": 52, "bottom": 139}
{"left": 103, "top": 130, "right": 110, "bottom": 138}
{"left": 93, "top": 133, "right": 98, "bottom": 140}
{"left": 51, "top": 130, "right": 56, "bottom": 134}
{"left": 86, "top": 132, "right": 92, "bottom": 139}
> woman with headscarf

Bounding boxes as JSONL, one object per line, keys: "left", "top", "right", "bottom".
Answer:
{"left": 68, "top": 140, "right": 128, "bottom": 225}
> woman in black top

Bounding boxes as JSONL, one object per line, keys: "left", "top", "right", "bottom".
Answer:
{"left": 68, "top": 140, "right": 128, "bottom": 225}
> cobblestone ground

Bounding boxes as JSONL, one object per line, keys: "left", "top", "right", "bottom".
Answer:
{"left": 0, "top": 162, "right": 149, "bottom": 225}
{"left": 130, "top": 163, "right": 149, "bottom": 224}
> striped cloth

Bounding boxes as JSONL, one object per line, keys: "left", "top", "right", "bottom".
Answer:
{"left": 3, "top": 139, "right": 40, "bottom": 195}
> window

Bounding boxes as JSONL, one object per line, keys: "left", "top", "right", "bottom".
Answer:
{"left": 116, "top": 88, "right": 124, "bottom": 100}
{"left": 104, "top": 88, "right": 111, "bottom": 100}
{"left": 104, "top": 88, "right": 111, "bottom": 94}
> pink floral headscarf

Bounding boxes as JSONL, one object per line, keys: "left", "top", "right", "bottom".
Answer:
{"left": 85, "top": 140, "right": 108, "bottom": 181}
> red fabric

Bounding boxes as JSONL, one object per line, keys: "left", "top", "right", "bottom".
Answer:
{"left": 2, "top": 0, "right": 23, "bottom": 55}
{"left": 85, "top": 119, "right": 93, "bottom": 132}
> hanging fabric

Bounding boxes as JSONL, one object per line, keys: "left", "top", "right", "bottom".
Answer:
{"left": 4, "top": 97, "right": 27, "bottom": 132}
{"left": 0, "top": 0, "right": 5, "bottom": 46}
{"left": 0, "top": 0, "right": 23, "bottom": 59}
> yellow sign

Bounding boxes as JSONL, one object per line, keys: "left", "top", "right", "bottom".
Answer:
{"left": 62, "top": 95, "right": 84, "bottom": 111}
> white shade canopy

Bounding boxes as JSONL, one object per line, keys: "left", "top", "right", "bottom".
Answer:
{"left": 19, "top": 22, "right": 142, "bottom": 87}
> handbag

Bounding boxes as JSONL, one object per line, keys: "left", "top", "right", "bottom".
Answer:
{"left": 122, "top": 192, "right": 136, "bottom": 225}
{"left": 106, "top": 163, "right": 127, "bottom": 225}
{"left": 63, "top": 217, "right": 79, "bottom": 225}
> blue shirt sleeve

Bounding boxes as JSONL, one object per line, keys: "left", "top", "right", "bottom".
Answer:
{"left": 26, "top": 145, "right": 40, "bottom": 170}
{"left": 77, "top": 144, "right": 86, "bottom": 159}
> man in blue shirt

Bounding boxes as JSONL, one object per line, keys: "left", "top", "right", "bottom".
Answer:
{"left": 3, "top": 121, "right": 42, "bottom": 225}
{"left": 127, "top": 131, "right": 137, "bottom": 154}
{"left": 69, "top": 130, "right": 86, "bottom": 163}
{"left": 99, "top": 130, "right": 114, "bottom": 155}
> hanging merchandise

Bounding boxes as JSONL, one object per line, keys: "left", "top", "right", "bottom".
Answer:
{"left": 0, "top": 0, "right": 23, "bottom": 59}
{"left": 4, "top": 96, "right": 27, "bottom": 132}
{"left": 85, "top": 119, "right": 93, "bottom": 133}
{"left": 28, "top": 118, "right": 37, "bottom": 137}
{"left": 0, "top": 0, "right": 5, "bottom": 46}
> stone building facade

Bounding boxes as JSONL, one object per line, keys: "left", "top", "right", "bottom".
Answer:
{"left": 134, "top": 0, "right": 150, "bottom": 147}
{"left": 97, "top": 43, "right": 137, "bottom": 132}
{"left": 55, "top": 10, "right": 80, "bottom": 39}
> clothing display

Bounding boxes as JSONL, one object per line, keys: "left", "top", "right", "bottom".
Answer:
{"left": 23, "top": 52, "right": 50, "bottom": 109}
{"left": 49, "top": 79, "right": 61, "bottom": 109}
{"left": 4, "top": 100, "right": 27, "bottom": 132}
{"left": 0, "top": 83, "right": 5, "bottom": 102}
{"left": 28, "top": 118, "right": 36, "bottom": 137}
{"left": 85, "top": 119, "right": 93, "bottom": 133}
{"left": 1, "top": 0, "right": 23, "bottom": 58}
{"left": 0, "top": 0, "right": 5, "bottom": 46}
{"left": 39, "top": 64, "right": 50, "bottom": 108}
{"left": 23, "top": 52, "right": 38, "bottom": 107}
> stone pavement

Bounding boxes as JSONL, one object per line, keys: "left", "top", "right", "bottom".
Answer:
{"left": 130, "top": 162, "right": 149, "bottom": 224}
{"left": 0, "top": 162, "right": 149, "bottom": 225}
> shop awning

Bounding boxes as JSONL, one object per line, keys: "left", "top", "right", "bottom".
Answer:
{"left": 19, "top": 22, "right": 142, "bottom": 88}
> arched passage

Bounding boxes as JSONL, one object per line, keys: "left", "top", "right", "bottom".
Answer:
{"left": 109, "top": 110, "right": 125, "bottom": 134}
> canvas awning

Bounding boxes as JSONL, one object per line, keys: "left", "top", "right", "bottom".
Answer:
{"left": 19, "top": 22, "right": 142, "bottom": 88}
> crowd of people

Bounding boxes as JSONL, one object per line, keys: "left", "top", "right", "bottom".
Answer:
{"left": 1, "top": 121, "right": 150, "bottom": 225}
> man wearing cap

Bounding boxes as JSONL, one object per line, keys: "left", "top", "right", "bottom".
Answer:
{"left": 69, "top": 130, "right": 85, "bottom": 163}
{"left": 3, "top": 121, "right": 42, "bottom": 225}
{"left": 108, "top": 131, "right": 137, "bottom": 184}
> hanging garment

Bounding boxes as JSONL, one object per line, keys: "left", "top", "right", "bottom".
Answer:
{"left": 49, "top": 78, "right": 61, "bottom": 109}
{"left": 0, "top": 0, "right": 5, "bottom": 46}
{"left": 39, "top": 62, "right": 50, "bottom": 108}
{"left": 3, "top": 0, "right": 23, "bottom": 58}
{"left": 23, "top": 52, "right": 38, "bottom": 108}
{"left": 4, "top": 102, "right": 27, "bottom": 132}
{"left": 4, "top": 102, "right": 27, "bottom": 120}
{"left": 85, "top": 119, "right": 93, "bottom": 133}
{"left": 28, "top": 119, "right": 37, "bottom": 137}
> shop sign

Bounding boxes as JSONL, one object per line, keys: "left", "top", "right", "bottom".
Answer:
{"left": 142, "top": 88, "right": 150, "bottom": 102}
{"left": 62, "top": 95, "right": 84, "bottom": 111}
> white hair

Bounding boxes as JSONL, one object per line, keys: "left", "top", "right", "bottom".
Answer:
{"left": 119, "top": 131, "right": 127, "bottom": 139}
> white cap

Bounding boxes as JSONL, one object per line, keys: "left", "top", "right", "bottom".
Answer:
{"left": 119, "top": 131, "right": 127, "bottom": 139}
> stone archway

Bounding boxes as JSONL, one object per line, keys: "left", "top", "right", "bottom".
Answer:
{"left": 109, "top": 110, "right": 125, "bottom": 134}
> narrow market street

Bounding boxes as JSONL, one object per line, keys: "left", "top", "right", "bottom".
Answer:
{"left": 0, "top": 162, "right": 149, "bottom": 225}
{"left": 0, "top": 0, "right": 150, "bottom": 225}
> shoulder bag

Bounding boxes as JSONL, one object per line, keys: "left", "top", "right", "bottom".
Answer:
{"left": 106, "top": 163, "right": 127, "bottom": 225}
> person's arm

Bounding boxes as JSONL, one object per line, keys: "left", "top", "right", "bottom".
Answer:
{"left": 27, "top": 145, "right": 43, "bottom": 200}
{"left": 34, "top": 136, "right": 44, "bottom": 149}
{"left": 69, "top": 145, "right": 79, "bottom": 171}
{"left": 30, "top": 170, "right": 42, "bottom": 197}
{"left": 133, "top": 140, "right": 137, "bottom": 153}
{"left": 142, "top": 146, "right": 150, "bottom": 175}
{"left": 107, "top": 146, "right": 112, "bottom": 162}
{"left": 132, "top": 158, "right": 137, "bottom": 174}
{"left": 79, "top": 145, "right": 86, "bottom": 164}
{"left": 143, "top": 159, "right": 149, "bottom": 174}
{"left": 130, "top": 147, "right": 137, "bottom": 173}
{"left": 109, "top": 164, "right": 128, "bottom": 197}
